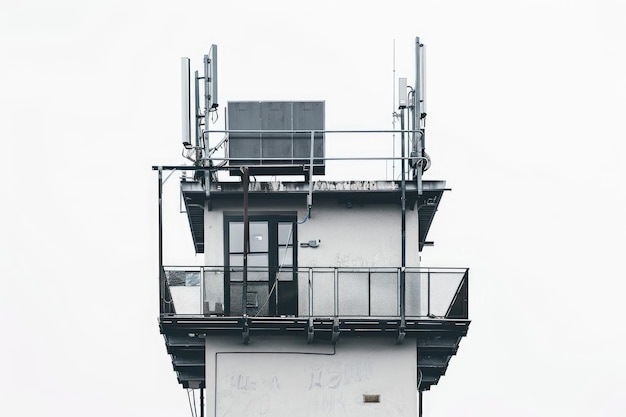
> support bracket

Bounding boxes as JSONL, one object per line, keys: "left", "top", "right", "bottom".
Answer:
{"left": 242, "top": 317, "right": 250, "bottom": 345}
{"left": 396, "top": 318, "right": 406, "bottom": 344}
{"left": 331, "top": 318, "right": 340, "bottom": 344}
{"left": 306, "top": 318, "right": 315, "bottom": 344}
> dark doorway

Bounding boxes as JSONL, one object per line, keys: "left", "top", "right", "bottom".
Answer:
{"left": 224, "top": 214, "right": 298, "bottom": 316}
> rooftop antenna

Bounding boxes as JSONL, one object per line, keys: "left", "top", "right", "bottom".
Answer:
{"left": 420, "top": 44, "right": 427, "bottom": 120}
{"left": 202, "top": 45, "right": 218, "bottom": 161}
{"left": 413, "top": 37, "right": 430, "bottom": 192}
{"left": 181, "top": 57, "right": 194, "bottom": 150}
{"left": 204, "top": 44, "right": 218, "bottom": 115}
{"left": 180, "top": 46, "right": 219, "bottom": 163}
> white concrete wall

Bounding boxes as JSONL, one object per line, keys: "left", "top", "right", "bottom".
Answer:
{"left": 204, "top": 199, "right": 419, "bottom": 266}
{"left": 205, "top": 336, "right": 418, "bottom": 417}
{"left": 297, "top": 200, "right": 419, "bottom": 267}
{"left": 204, "top": 198, "right": 421, "bottom": 316}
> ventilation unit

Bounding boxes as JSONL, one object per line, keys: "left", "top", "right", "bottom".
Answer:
{"left": 227, "top": 101, "right": 325, "bottom": 176}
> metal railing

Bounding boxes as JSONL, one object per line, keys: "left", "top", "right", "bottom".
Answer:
{"left": 161, "top": 266, "right": 468, "bottom": 320}
{"left": 194, "top": 128, "right": 429, "bottom": 182}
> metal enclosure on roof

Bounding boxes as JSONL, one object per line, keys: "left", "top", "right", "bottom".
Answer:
{"left": 227, "top": 101, "right": 325, "bottom": 175}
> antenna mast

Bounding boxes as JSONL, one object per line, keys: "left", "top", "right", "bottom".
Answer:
{"left": 413, "top": 37, "right": 428, "bottom": 192}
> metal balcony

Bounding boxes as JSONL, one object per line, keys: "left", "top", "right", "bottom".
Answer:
{"left": 161, "top": 266, "right": 468, "bottom": 320}
{"left": 158, "top": 266, "right": 469, "bottom": 391}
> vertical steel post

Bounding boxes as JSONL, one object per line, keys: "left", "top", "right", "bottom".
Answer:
{"left": 307, "top": 130, "right": 315, "bottom": 217}
{"left": 415, "top": 37, "right": 421, "bottom": 135}
{"left": 158, "top": 167, "right": 164, "bottom": 314}
{"left": 242, "top": 167, "right": 249, "bottom": 318}
{"left": 333, "top": 268, "right": 339, "bottom": 317}
{"left": 397, "top": 268, "right": 401, "bottom": 316}
{"left": 194, "top": 71, "right": 201, "bottom": 151}
{"left": 367, "top": 270, "right": 371, "bottom": 317}
{"left": 200, "top": 267, "right": 205, "bottom": 315}
{"left": 419, "top": 390, "right": 423, "bottom": 417}
{"left": 308, "top": 268, "right": 313, "bottom": 317}
{"left": 400, "top": 110, "right": 407, "bottom": 328}
{"left": 200, "top": 387, "right": 205, "bottom": 417}
{"left": 415, "top": 37, "right": 424, "bottom": 195}
{"left": 427, "top": 269, "right": 431, "bottom": 317}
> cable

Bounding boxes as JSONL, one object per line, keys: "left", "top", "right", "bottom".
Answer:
{"left": 192, "top": 389, "right": 197, "bottom": 417}
{"left": 417, "top": 368, "right": 423, "bottom": 391}
{"left": 186, "top": 389, "right": 197, "bottom": 417}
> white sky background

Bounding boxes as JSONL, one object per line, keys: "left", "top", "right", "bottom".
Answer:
{"left": 1, "top": 0, "right": 625, "bottom": 416}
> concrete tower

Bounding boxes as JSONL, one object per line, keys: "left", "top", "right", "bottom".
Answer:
{"left": 154, "top": 38, "right": 469, "bottom": 417}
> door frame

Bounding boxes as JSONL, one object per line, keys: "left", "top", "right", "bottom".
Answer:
{"left": 223, "top": 212, "right": 298, "bottom": 316}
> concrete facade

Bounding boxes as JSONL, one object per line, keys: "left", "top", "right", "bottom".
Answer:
{"left": 205, "top": 335, "right": 418, "bottom": 417}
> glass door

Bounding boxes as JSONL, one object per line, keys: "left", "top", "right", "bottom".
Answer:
{"left": 225, "top": 215, "right": 297, "bottom": 316}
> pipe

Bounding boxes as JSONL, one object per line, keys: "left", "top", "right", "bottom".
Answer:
{"left": 415, "top": 37, "right": 421, "bottom": 133}
{"left": 400, "top": 110, "right": 406, "bottom": 328}
{"left": 200, "top": 387, "right": 205, "bottom": 417}
{"left": 194, "top": 70, "right": 201, "bottom": 152}
{"left": 415, "top": 37, "right": 424, "bottom": 193}
{"left": 419, "top": 390, "right": 423, "bottom": 417}
{"left": 307, "top": 130, "right": 315, "bottom": 218}
{"left": 158, "top": 167, "right": 163, "bottom": 314}
{"left": 242, "top": 167, "right": 249, "bottom": 319}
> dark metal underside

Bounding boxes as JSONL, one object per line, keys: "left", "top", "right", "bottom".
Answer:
{"left": 159, "top": 315, "right": 469, "bottom": 391}
{"left": 182, "top": 179, "right": 447, "bottom": 253}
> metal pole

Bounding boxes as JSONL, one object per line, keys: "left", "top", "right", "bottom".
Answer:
{"left": 242, "top": 167, "right": 249, "bottom": 318}
{"left": 333, "top": 268, "right": 339, "bottom": 317}
{"left": 415, "top": 37, "right": 421, "bottom": 134}
{"left": 415, "top": 37, "right": 424, "bottom": 194}
{"left": 400, "top": 110, "right": 406, "bottom": 327}
{"left": 419, "top": 390, "right": 423, "bottom": 417}
{"left": 200, "top": 387, "right": 205, "bottom": 417}
{"left": 427, "top": 269, "right": 431, "bottom": 317}
{"left": 158, "top": 167, "right": 164, "bottom": 314}
{"left": 194, "top": 70, "right": 201, "bottom": 151}
{"left": 307, "top": 130, "right": 315, "bottom": 217}
{"left": 308, "top": 268, "right": 313, "bottom": 317}
{"left": 200, "top": 267, "right": 205, "bottom": 315}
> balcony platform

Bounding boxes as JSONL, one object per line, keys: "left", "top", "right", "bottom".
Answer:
{"left": 159, "top": 315, "right": 469, "bottom": 391}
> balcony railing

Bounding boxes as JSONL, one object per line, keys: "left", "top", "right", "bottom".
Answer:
{"left": 161, "top": 266, "right": 468, "bottom": 320}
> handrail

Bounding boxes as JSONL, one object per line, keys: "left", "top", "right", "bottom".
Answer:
{"left": 161, "top": 266, "right": 468, "bottom": 319}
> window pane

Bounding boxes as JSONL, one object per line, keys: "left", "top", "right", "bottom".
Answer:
{"left": 229, "top": 254, "right": 268, "bottom": 282}
{"left": 185, "top": 271, "right": 200, "bottom": 286}
{"left": 249, "top": 254, "right": 268, "bottom": 281}
{"left": 278, "top": 222, "right": 294, "bottom": 245}
{"left": 230, "top": 254, "right": 243, "bottom": 267}
{"left": 229, "top": 222, "right": 243, "bottom": 252}
{"left": 277, "top": 268, "right": 294, "bottom": 281}
{"left": 229, "top": 254, "right": 243, "bottom": 281}
{"left": 247, "top": 253, "right": 268, "bottom": 267}
{"left": 278, "top": 247, "right": 293, "bottom": 267}
{"left": 249, "top": 221, "right": 268, "bottom": 252}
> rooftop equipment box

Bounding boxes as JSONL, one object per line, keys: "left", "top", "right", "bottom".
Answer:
{"left": 227, "top": 101, "right": 325, "bottom": 175}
